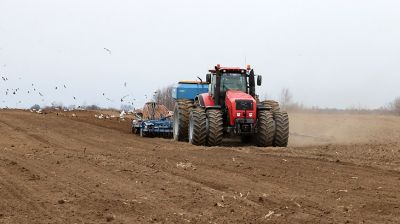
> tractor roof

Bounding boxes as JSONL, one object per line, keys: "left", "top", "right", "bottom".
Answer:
{"left": 209, "top": 65, "right": 248, "bottom": 74}
{"left": 209, "top": 67, "right": 247, "bottom": 74}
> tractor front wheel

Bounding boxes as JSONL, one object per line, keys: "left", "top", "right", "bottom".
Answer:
{"left": 256, "top": 110, "right": 275, "bottom": 147}
{"left": 273, "top": 111, "right": 289, "bottom": 147}
{"left": 206, "top": 110, "right": 224, "bottom": 146}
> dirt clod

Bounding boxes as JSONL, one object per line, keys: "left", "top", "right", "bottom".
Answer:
{"left": 106, "top": 214, "right": 115, "bottom": 222}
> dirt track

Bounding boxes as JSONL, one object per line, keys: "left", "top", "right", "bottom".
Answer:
{"left": 0, "top": 110, "right": 399, "bottom": 223}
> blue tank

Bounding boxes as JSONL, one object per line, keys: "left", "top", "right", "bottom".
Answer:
{"left": 172, "top": 82, "right": 209, "bottom": 100}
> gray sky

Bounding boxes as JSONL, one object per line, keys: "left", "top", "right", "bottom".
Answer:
{"left": 1, "top": 0, "right": 399, "bottom": 109}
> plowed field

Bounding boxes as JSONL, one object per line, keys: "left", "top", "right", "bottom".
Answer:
{"left": 0, "top": 110, "right": 399, "bottom": 223}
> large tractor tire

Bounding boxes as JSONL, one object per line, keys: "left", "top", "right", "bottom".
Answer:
{"left": 206, "top": 110, "right": 224, "bottom": 146}
{"left": 273, "top": 111, "right": 289, "bottom": 147}
{"left": 173, "top": 100, "right": 194, "bottom": 141}
{"left": 256, "top": 110, "right": 275, "bottom": 147}
{"left": 188, "top": 109, "right": 207, "bottom": 146}
{"left": 262, "top": 100, "right": 280, "bottom": 113}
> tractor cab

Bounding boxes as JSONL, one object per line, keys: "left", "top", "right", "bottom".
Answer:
{"left": 206, "top": 64, "right": 262, "bottom": 106}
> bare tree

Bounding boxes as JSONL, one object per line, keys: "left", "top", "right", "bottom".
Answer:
{"left": 279, "top": 88, "right": 292, "bottom": 110}
{"left": 153, "top": 85, "right": 175, "bottom": 110}
{"left": 393, "top": 97, "right": 400, "bottom": 115}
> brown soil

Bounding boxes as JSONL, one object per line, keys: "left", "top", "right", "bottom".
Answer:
{"left": 0, "top": 109, "right": 399, "bottom": 223}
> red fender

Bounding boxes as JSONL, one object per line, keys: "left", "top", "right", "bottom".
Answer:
{"left": 197, "top": 93, "right": 215, "bottom": 107}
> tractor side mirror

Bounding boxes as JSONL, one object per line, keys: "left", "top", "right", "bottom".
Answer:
{"left": 206, "top": 74, "right": 211, "bottom": 83}
{"left": 257, "top": 75, "right": 262, "bottom": 86}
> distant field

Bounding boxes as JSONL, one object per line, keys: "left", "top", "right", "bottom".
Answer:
{"left": 289, "top": 112, "right": 400, "bottom": 146}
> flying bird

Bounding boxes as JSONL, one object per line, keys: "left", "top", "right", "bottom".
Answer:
{"left": 39, "top": 92, "right": 43, "bottom": 96}
{"left": 63, "top": 85, "right": 67, "bottom": 88}
{"left": 124, "top": 82, "right": 127, "bottom": 87}
{"left": 73, "top": 96, "right": 76, "bottom": 100}
{"left": 103, "top": 47, "right": 112, "bottom": 54}
{"left": 120, "top": 94, "right": 129, "bottom": 102}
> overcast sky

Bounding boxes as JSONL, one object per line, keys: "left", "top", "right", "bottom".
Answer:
{"left": 1, "top": 0, "right": 399, "bottom": 109}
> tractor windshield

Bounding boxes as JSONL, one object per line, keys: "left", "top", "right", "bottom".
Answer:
{"left": 220, "top": 73, "right": 247, "bottom": 93}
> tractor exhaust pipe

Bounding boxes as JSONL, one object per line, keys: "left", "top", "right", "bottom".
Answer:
{"left": 214, "top": 66, "right": 221, "bottom": 106}
{"left": 249, "top": 69, "right": 256, "bottom": 98}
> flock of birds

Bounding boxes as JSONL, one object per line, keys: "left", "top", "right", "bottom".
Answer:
{"left": 0, "top": 47, "right": 156, "bottom": 109}
{"left": 0, "top": 78, "right": 151, "bottom": 109}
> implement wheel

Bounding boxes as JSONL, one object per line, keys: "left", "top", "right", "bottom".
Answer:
{"left": 140, "top": 128, "right": 147, "bottom": 137}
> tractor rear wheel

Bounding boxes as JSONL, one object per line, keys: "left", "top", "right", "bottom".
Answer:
{"left": 256, "top": 110, "right": 275, "bottom": 147}
{"left": 173, "top": 100, "right": 194, "bottom": 141}
{"left": 206, "top": 110, "right": 223, "bottom": 146}
{"left": 188, "top": 109, "right": 207, "bottom": 145}
{"left": 273, "top": 111, "right": 289, "bottom": 147}
{"left": 262, "top": 100, "right": 280, "bottom": 113}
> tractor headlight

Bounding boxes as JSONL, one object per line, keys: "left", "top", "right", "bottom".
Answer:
{"left": 249, "top": 112, "right": 253, "bottom": 117}
{"left": 236, "top": 112, "right": 241, "bottom": 117}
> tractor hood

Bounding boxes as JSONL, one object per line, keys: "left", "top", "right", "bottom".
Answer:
{"left": 225, "top": 90, "right": 257, "bottom": 126}
{"left": 225, "top": 90, "right": 255, "bottom": 103}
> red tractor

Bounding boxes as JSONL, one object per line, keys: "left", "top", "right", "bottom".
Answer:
{"left": 173, "top": 64, "right": 289, "bottom": 147}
